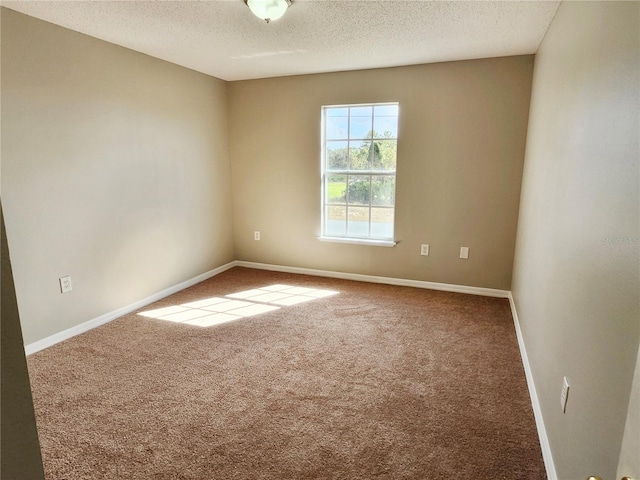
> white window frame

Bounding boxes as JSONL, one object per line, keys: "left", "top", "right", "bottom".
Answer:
{"left": 319, "top": 102, "right": 398, "bottom": 247}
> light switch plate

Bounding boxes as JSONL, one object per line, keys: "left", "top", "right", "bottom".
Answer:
{"left": 460, "top": 246, "right": 469, "bottom": 259}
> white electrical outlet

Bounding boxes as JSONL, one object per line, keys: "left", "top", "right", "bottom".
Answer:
{"left": 460, "top": 246, "right": 469, "bottom": 259}
{"left": 561, "top": 376, "right": 570, "bottom": 413}
{"left": 420, "top": 244, "right": 429, "bottom": 256}
{"left": 59, "top": 275, "right": 73, "bottom": 294}
{"left": 254, "top": 231, "right": 260, "bottom": 241}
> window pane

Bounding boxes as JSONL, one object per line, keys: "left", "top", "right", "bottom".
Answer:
{"left": 351, "top": 106, "right": 373, "bottom": 117}
{"left": 372, "top": 140, "right": 396, "bottom": 171}
{"left": 326, "top": 175, "right": 346, "bottom": 204}
{"left": 371, "top": 208, "right": 394, "bottom": 238}
{"left": 349, "top": 141, "right": 371, "bottom": 170}
{"left": 326, "top": 141, "right": 348, "bottom": 170}
{"left": 349, "top": 106, "right": 373, "bottom": 139}
{"left": 347, "top": 207, "right": 370, "bottom": 237}
{"left": 325, "top": 206, "right": 346, "bottom": 236}
{"left": 374, "top": 104, "right": 398, "bottom": 117}
{"left": 371, "top": 176, "right": 395, "bottom": 206}
{"left": 327, "top": 107, "right": 348, "bottom": 117}
{"left": 348, "top": 175, "right": 370, "bottom": 205}
{"left": 326, "top": 115, "right": 348, "bottom": 139}
{"left": 373, "top": 116, "right": 398, "bottom": 138}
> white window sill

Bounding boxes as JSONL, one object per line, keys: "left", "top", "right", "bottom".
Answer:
{"left": 318, "top": 236, "right": 396, "bottom": 247}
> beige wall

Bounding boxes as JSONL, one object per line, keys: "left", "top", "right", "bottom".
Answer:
{"left": 8, "top": 4, "right": 640, "bottom": 479}
{"left": 1, "top": 9, "right": 235, "bottom": 345}
{"left": 228, "top": 57, "right": 533, "bottom": 290}
{"left": 512, "top": 2, "right": 639, "bottom": 479}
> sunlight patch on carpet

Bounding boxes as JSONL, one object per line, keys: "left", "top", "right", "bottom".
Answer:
{"left": 138, "top": 284, "right": 339, "bottom": 327}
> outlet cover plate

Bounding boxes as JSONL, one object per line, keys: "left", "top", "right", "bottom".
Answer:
{"left": 561, "top": 376, "right": 570, "bottom": 413}
{"left": 59, "top": 275, "right": 73, "bottom": 294}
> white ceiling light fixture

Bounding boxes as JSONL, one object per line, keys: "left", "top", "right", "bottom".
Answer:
{"left": 244, "top": 0, "right": 292, "bottom": 23}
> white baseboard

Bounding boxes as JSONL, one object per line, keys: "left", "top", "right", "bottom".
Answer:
{"left": 27, "top": 260, "right": 506, "bottom": 355}
{"left": 25, "top": 259, "right": 552, "bottom": 477}
{"left": 235, "top": 261, "right": 510, "bottom": 298}
{"left": 239, "top": 263, "right": 555, "bottom": 474}
{"left": 508, "top": 293, "right": 557, "bottom": 480}
{"left": 24, "top": 261, "right": 236, "bottom": 356}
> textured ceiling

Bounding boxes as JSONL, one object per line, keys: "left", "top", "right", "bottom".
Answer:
{"left": 2, "top": 1, "right": 560, "bottom": 81}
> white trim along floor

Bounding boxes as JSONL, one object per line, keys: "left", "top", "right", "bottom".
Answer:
{"left": 23, "top": 260, "right": 555, "bottom": 479}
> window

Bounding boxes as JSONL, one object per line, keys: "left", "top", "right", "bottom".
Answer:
{"left": 321, "top": 103, "right": 399, "bottom": 246}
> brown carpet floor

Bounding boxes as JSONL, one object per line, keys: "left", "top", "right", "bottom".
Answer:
{"left": 27, "top": 267, "right": 546, "bottom": 479}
